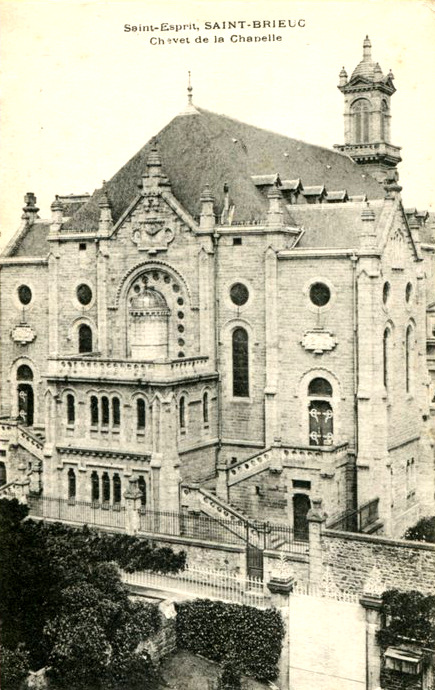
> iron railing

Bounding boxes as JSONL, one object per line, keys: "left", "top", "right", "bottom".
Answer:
{"left": 326, "top": 498, "right": 380, "bottom": 533}
{"left": 28, "top": 495, "right": 126, "bottom": 529}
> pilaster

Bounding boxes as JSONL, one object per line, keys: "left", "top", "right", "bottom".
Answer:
{"left": 265, "top": 247, "right": 279, "bottom": 446}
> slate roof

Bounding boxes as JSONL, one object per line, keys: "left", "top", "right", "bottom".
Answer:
{"left": 286, "top": 201, "right": 385, "bottom": 249}
{"left": 64, "top": 107, "right": 384, "bottom": 233}
{"left": 8, "top": 221, "right": 51, "bottom": 258}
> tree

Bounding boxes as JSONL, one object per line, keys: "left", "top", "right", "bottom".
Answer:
{"left": 404, "top": 516, "right": 435, "bottom": 543}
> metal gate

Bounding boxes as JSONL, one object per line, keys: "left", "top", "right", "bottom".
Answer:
{"left": 246, "top": 543, "right": 264, "bottom": 579}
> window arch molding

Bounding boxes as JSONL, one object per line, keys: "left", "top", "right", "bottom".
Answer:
{"left": 70, "top": 318, "right": 97, "bottom": 354}
{"left": 61, "top": 388, "right": 78, "bottom": 426}
{"left": 298, "top": 369, "right": 343, "bottom": 447}
{"left": 405, "top": 320, "right": 416, "bottom": 395}
{"left": 382, "top": 320, "right": 395, "bottom": 392}
{"left": 177, "top": 390, "right": 189, "bottom": 433}
{"left": 221, "top": 318, "right": 254, "bottom": 402}
{"left": 201, "top": 386, "right": 212, "bottom": 427}
{"left": 114, "top": 260, "right": 192, "bottom": 309}
{"left": 9, "top": 356, "right": 40, "bottom": 422}
{"left": 350, "top": 97, "right": 371, "bottom": 143}
{"left": 131, "top": 391, "right": 150, "bottom": 433}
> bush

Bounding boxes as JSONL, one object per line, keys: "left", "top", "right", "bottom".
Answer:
{"left": 175, "top": 599, "right": 285, "bottom": 682}
{"left": 376, "top": 589, "right": 435, "bottom": 650}
{"left": 0, "top": 644, "right": 30, "bottom": 690}
{"left": 403, "top": 516, "right": 435, "bottom": 543}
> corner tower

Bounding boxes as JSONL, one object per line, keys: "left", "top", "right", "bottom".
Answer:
{"left": 334, "top": 36, "right": 401, "bottom": 184}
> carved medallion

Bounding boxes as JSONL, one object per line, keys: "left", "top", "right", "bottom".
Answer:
{"left": 301, "top": 328, "right": 337, "bottom": 355}
{"left": 11, "top": 324, "right": 36, "bottom": 345}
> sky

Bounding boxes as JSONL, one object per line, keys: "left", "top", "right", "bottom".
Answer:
{"left": 0, "top": 0, "right": 434, "bottom": 248}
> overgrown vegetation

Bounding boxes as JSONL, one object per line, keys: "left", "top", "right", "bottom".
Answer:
{"left": 403, "top": 516, "right": 435, "bottom": 543}
{"left": 377, "top": 589, "right": 435, "bottom": 651}
{"left": 175, "top": 599, "right": 285, "bottom": 682}
{"left": 0, "top": 498, "right": 185, "bottom": 689}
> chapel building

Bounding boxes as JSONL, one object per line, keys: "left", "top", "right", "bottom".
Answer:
{"left": 1, "top": 38, "right": 434, "bottom": 540}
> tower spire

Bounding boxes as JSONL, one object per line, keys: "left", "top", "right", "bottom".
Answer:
{"left": 363, "top": 35, "right": 372, "bottom": 61}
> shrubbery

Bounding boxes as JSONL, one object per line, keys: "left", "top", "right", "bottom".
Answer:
{"left": 0, "top": 498, "right": 184, "bottom": 688}
{"left": 403, "top": 516, "right": 435, "bottom": 543}
{"left": 377, "top": 589, "right": 435, "bottom": 650}
{"left": 175, "top": 599, "right": 285, "bottom": 682}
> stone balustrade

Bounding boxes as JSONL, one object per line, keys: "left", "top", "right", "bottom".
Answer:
{"left": 46, "top": 355, "right": 213, "bottom": 383}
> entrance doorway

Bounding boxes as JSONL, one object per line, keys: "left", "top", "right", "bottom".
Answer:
{"left": 293, "top": 494, "right": 310, "bottom": 541}
{"left": 17, "top": 365, "right": 34, "bottom": 426}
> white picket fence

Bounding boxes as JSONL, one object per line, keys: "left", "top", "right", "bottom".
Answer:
{"left": 292, "top": 579, "right": 360, "bottom": 603}
{"left": 122, "top": 565, "right": 269, "bottom": 608}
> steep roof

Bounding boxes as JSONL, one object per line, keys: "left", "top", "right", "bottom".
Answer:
{"left": 65, "top": 107, "right": 384, "bottom": 233}
{"left": 8, "top": 220, "right": 51, "bottom": 258}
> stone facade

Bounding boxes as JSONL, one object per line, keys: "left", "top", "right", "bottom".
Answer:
{"left": 0, "top": 37, "right": 434, "bottom": 543}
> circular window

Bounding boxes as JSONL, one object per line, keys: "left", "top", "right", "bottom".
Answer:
{"left": 309, "top": 282, "right": 330, "bottom": 307}
{"left": 77, "top": 284, "right": 92, "bottom": 306}
{"left": 177, "top": 297, "right": 184, "bottom": 306}
{"left": 18, "top": 285, "right": 32, "bottom": 305}
{"left": 178, "top": 325, "right": 184, "bottom": 333}
{"left": 405, "top": 282, "right": 413, "bottom": 303}
{"left": 383, "top": 281, "right": 391, "bottom": 305}
{"left": 172, "top": 283, "right": 180, "bottom": 293}
{"left": 152, "top": 271, "right": 160, "bottom": 280}
{"left": 178, "top": 311, "right": 184, "bottom": 320}
{"left": 230, "top": 283, "right": 249, "bottom": 306}
{"left": 178, "top": 338, "right": 185, "bottom": 346}
{"left": 178, "top": 351, "right": 185, "bottom": 358}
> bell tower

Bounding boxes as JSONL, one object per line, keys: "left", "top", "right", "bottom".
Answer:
{"left": 334, "top": 36, "right": 401, "bottom": 184}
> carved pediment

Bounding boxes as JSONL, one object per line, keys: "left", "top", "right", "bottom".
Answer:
{"left": 127, "top": 194, "right": 189, "bottom": 254}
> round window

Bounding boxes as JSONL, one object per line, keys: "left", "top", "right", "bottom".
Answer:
{"left": 77, "top": 284, "right": 92, "bottom": 306}
{"left": 405, "top": 282, "right": 413, "bottom": 303}
{"left": 230, "top": 283, "right": 249, "bottom": 306}
{"left": 309, "top": 282, "right": 330, "bottom": 307}
{"left": 18, "top": 285, "right": 32, "bottom": 305}
{"left": 383, "top": 281, "right": 391, "bottom": 305}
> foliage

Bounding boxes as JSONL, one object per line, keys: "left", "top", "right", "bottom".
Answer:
{"left": 0, "top": 644, "right": 30, "bottom": 690}
{"left": 175, "top": 599, "right": 285, "bottom": 682}
{"left": 377, "top": 589, "right": 435, "bottom": 650}
{"left": 0, "top": 498, "right": 172, "bottom": 686}
{"left": 218, "top": 651, "right": 242, "bottom": 690}
{"left": 403, "top": 516, "right": 435, "bottom": 543}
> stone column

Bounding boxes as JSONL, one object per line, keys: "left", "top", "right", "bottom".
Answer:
{"left": 124, "top": 475, "right": 143, "bottom": 534}
{"left": 265, "top": 247, "right": 279, "bottom": 447}
{"left": 96, "top": 245, "right": 108, "bottom": 357}
{"left": 307, "top": 498, "right": 326, "bottom": 586}
{"left": 267, "top": 574, "right": 294, "bottom": 690}
{"left": 198, "top": 244, "right": 215, "bottom": 364}
{"left": 157, "top": 394, "right": 182, "bottom": 515}
{"left": 360, "top": 593, "right": 382, "bottom": 690}
{"left": 48, "top": 252, "right": 59, "bottom": 356}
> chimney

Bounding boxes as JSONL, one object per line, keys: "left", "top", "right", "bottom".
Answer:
{"left": 267, "top": 186, "right": 284, "bottom": 227}
{"left": 22, "top": 193, "right": 39, "bottom": 225}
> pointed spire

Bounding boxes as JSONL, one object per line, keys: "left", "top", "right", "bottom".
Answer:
{"left": 199, "top": 183, "right": 215, "bottom": 231}
{"left": 339, "top": 66, "right": 348, "bottom": 87}
{"left": 141, "top": 141, "right": 170, "bottom": 190}
{"left": 363, "top": 35, "right": 372, "bottom": 61}
{"left": 50, "top": 194, "right": 64, "bottom": 224}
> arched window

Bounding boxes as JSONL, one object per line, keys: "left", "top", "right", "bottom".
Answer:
{"left": 91, "top": 471, "right": 99, "bottom": 502}
{"left": 383, "top": 328, "right": 391, "bottom": 389}
{"left": 232, "top": 327, "right": 249, "bottom": 397}
{"left": 90, "top": 396, "right": 99, "bottom": 426}
{"left": 203, "top": 391, "right": 209, "bottom": 425}
{"left": 113, "top": 474, "right": 121, "bottom": 504}
{"left": 112, "top": 397, "right": 120, "bottom": 427}
{"left": 405, "top": 325, "right": 414, "bottom": 393}
{"left": 78, "top": 324, "right": 93, "bottom": 354}
{"left": 137, "top": 398, "right": 146, "bottom": 430}
{"left": 179, "top": 396, "right": 186, "bottom": 431}
{"left": 102, "top": 472, "right": 110, "bottom": 503}
{"left": 101, "top": 396, "right": 109, "bottom": 426}
{"left": 308, "top": 378, "right": 333, "bottom": 446}
{"left": 66, "top": 394, "right": 75, "bottom": 425}
{"left": 351, "top": 99, "right": 370, "bottom": 143}
{"left": 138, "top": 476, "right": 147, "bottom": 507}
{"left": 68, "top": 468, "right": 76, "bottom": 500}
{"left": 17, "top": 364, "right": 34, "bottom": 426}
{"left": 293, "top": 494, "right": 311, "bottom": 541}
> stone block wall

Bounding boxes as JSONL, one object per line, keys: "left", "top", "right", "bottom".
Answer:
{"left": 148, "top": 535, "right": 246, "bottom": 575}
{"left": 322, "top": 530, "right": 435, "bottom": 594}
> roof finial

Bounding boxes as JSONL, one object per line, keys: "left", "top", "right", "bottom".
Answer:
{"left": 363, "top": 35, "right": 371, "bottom": 61}
{"left": 187, "top": 71, "right": 193, "bottom": 106}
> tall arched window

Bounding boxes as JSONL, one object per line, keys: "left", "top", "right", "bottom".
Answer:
{"left": 102, "top": 472, "right": 110, "bottom": 503}
{"left": 68, "top": 468, "right": 76, "bottom": 500}
{"left": 91, "top": 471, "right": 100, "bottom": 502}
{"left": 66, "top": 394, "right": 75, "bottom": 425}
{"left": 138, "top": 476, "right": 147, "bottom": 507}
{"left": 405, "top": 325, "right": 414, "bottom": 393}
{"left": 137, "top": 398, "right": 146, "bottom": 430}
{"left": 179, "top": 396, "right": 186, "bottom": 431}
{"left": 308, "top": 377, "right": 333, "bottom": 447}
{"left": 17, "top": 364, "right": 34, "bottom": 426}
{"left": 78, "top": 324, "right": 93, "bottom": 353}
{"left": 383, "top": 328, "right": 391, "bottom": 389}
{"left": 90, "top": 396, "right": 99, "bottom": 426}
{"left": 380, "top": 100, "right": 389, "bottom": 141}
{"left": 203, "top": 391, "right": 209, "bottom": 425}
{"left": 351, "top": 99, "right": 370, "bottom": 143}
{"left": 101, "top": 396, "right": 109, "bottom": 426}
{"left": 113, "top": 474, "right": 121, "bottom": 504}
{"left": 112, "top": 397, "right": 120, "bottom": 427}
{"left": 232, "top": 327, "right": 249, "bottom": 397}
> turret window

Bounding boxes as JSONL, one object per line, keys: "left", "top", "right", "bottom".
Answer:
{"left": 78, "top": 324, "right": 93, "bottom": 353}
{"left": 137, "top": 398, "right": 146, "bottom": 430}
{"left": 113, "top": 474, "right": 122, "bottom": 504}
{"left": 203, "top": 391, "right": 209, "bottom": 425}
{"left": 101, "top": 396, "right": 110, "bottom": 426}
{"left": 308, "top": 378, "right": 333, "bottom": 446}
{"left": 68, "top": 468, "right": 76, "bottom": 500}
{"left": 232, "top": 327, "right": 249, "bottom": 397}
{"left": 179, "top": 396, "right": 186, "bottom": 431}
{"left": 66, "top": 394, "right": 75, "bottom": 425}
{"left": 351, "top": 99, "right": 370, "bottom": 144}
{"left": 90, "top": 396, "right": 99, "bottom": 426}
{"left": 112, "top": 397, "right": 121, "bottom": 427}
